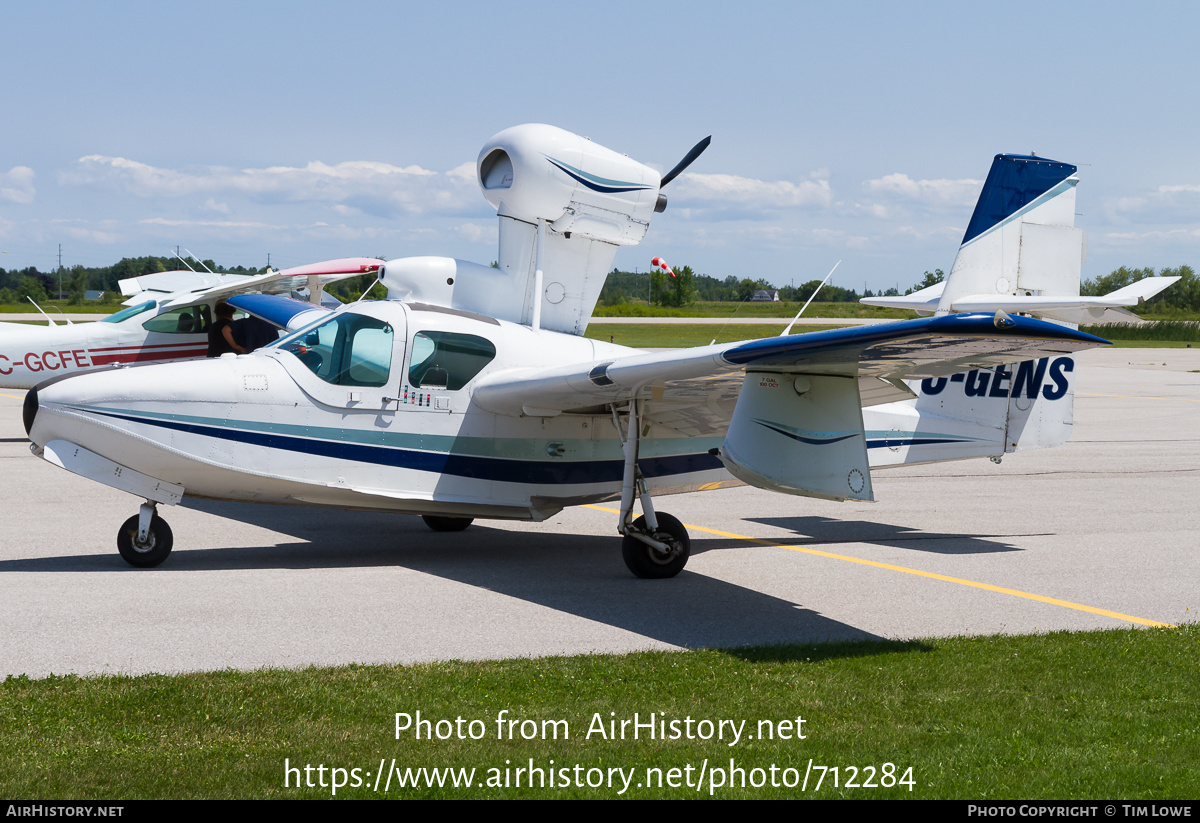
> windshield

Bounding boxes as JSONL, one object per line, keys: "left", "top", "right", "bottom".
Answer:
{"left": 278, "top": 312, "right": 394, "bottom": 387}
{"left": 268, "top": 311, "right": 335, "bottom": 351}
{"left": 101, "top": 300, "right": 157, "bottom": 323}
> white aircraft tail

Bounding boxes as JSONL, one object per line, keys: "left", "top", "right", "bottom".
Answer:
{"left": 861, "top": 153, "right": 1180, "bottom": 323}
{"left": 936, "top": 154, "right": 1082, "bottom": 315}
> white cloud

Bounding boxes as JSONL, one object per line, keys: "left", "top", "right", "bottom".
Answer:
{"left": 1105, "top": 181, "right": 1200, "bottom": 225}
{"left": 1103, "top": 228, "right": 1200, "bottom": 243}
{"left": 139, "top": 217, "right": 285, "bottom": 230}
{"left": 671, "top": 171, "right": 833, "bottom": 210}
{"left": 61, "top": 156, "right": 480, "bottom": 218}
{"left": 454, "top": 222, "right": 498, "bottom": 244}
{"left": 65, "top": 226, "right": 120, "bottom": 243}
{"left": 446, "top": 162, "right": 477, "bottom": 182}
{"left": 669, "top": 223, "right": 870, "bottom": 251}
{"left": 0, "top": 166, "right": 35, "bottom": 204}
{"left": 862, "top": 173, "right": 982, "bottom": 208}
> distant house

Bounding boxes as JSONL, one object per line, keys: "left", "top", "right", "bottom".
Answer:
{"left": 85, "top": 290, "right": 106, "bottom": 301}
{"left": 751, "top": 289, "right": 780, "bottom": 302}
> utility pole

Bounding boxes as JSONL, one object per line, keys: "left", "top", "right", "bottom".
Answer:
{"left": 57, "top": 243, "right": 63, "bottom": 299}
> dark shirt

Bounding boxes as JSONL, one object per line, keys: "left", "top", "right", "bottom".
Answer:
{"left": 231, "top": 316, "right": 280, "bottom": 352}
{"left": 207, "top": 318, "right": 238, "bottom": 357}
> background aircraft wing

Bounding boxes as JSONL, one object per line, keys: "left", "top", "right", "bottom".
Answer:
{"left": 153, "top": 257, "right": 381, "bottom": 309}
{"left": 226, "top": 293, "right": 329, "bottom": 332}
{"left": 472, "top": 313, "right": 1107, "bottom": 434}
{"left": 118, "top": 270, "right": 256, "bottom": 297}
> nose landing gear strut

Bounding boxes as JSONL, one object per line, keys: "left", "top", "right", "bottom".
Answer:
{"left": 612, "top": 400, "right": 690, "bottom": 578}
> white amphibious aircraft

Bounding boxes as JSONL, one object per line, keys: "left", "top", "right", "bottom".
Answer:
{"left": 0, "top": 258, "right": 381, "bottom": 389}
{"left": 24, "top": 125, "right": 1117, "bottom": 577}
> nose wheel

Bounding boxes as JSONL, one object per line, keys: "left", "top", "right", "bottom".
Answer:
{"left": 116, "top": 503, "right": 174, "bottom": 568}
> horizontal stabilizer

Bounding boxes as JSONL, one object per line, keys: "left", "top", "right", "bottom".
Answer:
{"left": 913, "top": 276, "right": 1181, "bottom": 320}
{"left": 859, "top": 281, "right": 944, "bottom": 313}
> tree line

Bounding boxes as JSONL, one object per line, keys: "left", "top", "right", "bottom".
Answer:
{"left": 2, "top": 256, "right": 1196, "bottom": 316}
{"left": 0, "top": 256, "right": 267, "bottom": 306}
{"left": 599, "top": 266, "right": 869, "bottom": 308}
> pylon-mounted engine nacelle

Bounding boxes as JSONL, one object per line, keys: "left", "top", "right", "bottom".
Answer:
{"left": 383, "top": 125, "right": 674, "bottom": 337}
{"left": 477, "top": 124, "right": 662, "bottom": 247}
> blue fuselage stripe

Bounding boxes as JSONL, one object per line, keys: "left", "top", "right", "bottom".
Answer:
{"left": 87, "top": 409, "right": 723, "bottom": 485}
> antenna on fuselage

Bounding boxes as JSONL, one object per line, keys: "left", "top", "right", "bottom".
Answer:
{"left": 25, "top": 296, "right": 57, "bottom": 327}
{"left": 171, "top": 251, "right": 197, "bottom": 272}
{"left": 354, "top": 272, "right": 383, "bottom": 303}
{"left": 781, "top": 260, "right": 840, "bottom": 337}
{"left": 183, "top": 249, "right": 216, "bottom": 275}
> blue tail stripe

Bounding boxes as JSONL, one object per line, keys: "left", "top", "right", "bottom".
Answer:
{"left": 962, "top": 154, "right": 1077, "bottom": 245}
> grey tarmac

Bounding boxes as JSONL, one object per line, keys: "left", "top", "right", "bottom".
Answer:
{"left": 0, "top": 348, "right": 1195, "bottom": 678}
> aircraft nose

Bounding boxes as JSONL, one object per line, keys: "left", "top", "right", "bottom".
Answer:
{"left": 22, "top": 386, "right": 37, "bottom": 436}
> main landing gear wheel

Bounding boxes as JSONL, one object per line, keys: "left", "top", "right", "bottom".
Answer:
{"left": 116, "top": 514, "right": 174, "bottom": 568}
{"left": 422, "top": 515, "right": 474, "bottom": 532}
{"left": 622, "top": 513, "right": 690, "bottom": 579}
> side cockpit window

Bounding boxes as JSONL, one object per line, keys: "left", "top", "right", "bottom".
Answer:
{"left": 101, "top": 300, "right": 157, "bottom": 324}
{"left": 280, "top": 313, "right": 394, "bottom": 387}
{"left": 141, "top": 304, "right": 212, "bottom": 334}
{"left": 409, "top": 331, "right": 496, "bottom": 390}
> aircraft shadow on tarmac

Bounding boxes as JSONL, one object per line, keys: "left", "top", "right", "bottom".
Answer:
{"left": 1, "top": 499, "right": 926, "bottom": 653}
{"left": 745, "top": 515, "right": 1040, "bottom": 555}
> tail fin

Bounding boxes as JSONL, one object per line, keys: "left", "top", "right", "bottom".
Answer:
{"left": 937, "top": 154, "right": 1082, "bottom": 315}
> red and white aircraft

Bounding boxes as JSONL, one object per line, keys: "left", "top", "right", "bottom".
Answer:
{"left": 0, "top": 258, "right": 380, "bottom": 389}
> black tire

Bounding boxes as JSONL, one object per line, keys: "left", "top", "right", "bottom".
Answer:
{"left": 117, "top": 514, "right": 174, "bottom": 568}
{"left": 422, "top": 515, "right": 474, "bottom": 532}
{"left": 621, "top": 513, "right": 690, "bottom": 579}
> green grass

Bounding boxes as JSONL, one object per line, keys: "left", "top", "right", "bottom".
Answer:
{"left": 0, "top": 301, "right": 117, "bottom": 314}
{"left": 586, "top": 323, "right": 848, "bottom": 348}
{"left": 587, "top": 323, "right": 1196, "bottom": 350}
{"left": 1105, "top": 340, "right": 1197, "bottom": 348}
{"left": 1081, "top": 321, "right": 1200, "bottom": 343}
{"left": 2, "top": 626, "right": 1197, "bottom": 799}
{"left": 594, "top": 301, "right": 917, "bottom": 320}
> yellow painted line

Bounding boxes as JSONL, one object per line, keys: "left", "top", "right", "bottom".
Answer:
{"left": 0, "top": 392, "right": 25, "bottom": 399}
{"left": 585, "top": 505, "right": 1173, "bottom": 628}
{"left": 1078, "top": 392, "right": 1200, "bottom": 403}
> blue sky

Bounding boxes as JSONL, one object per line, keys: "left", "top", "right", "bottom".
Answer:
{"left": 3, "top": 1, "right": 1198, "bottom": 292}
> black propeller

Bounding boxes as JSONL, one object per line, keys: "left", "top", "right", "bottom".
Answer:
{"left": 655, "top": 135, "right": 711, "bottom": 213}
{"left": 659, "top": 135, "right": 711, "bottom": 187}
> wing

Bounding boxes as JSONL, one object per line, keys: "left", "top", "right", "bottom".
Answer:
{"left": 147, "top": 258, "right": 382, "bottom": 309}
{"left": 475, "top": 312, "right": 1106, "bottom": 501}
{"left": 225, "top": 293, "right": 329, "bottom": 332}
{"left": 118, "top": 270, "right": 255, "bottom": 298}
{"left": 473, "top": 313, "right": 1106, "bottom": 432}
